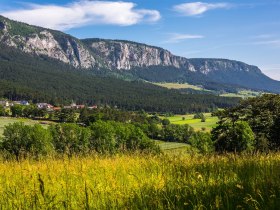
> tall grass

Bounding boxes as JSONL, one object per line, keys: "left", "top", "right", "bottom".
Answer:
{"left": 0, "top": 153, "right": 279, "bottom": 209}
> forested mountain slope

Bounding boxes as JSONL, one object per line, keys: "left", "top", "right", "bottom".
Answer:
{"left": 1, "top": 15, "right": 279, "bottom": 93}
{"left": 0, "top": 45, "right": 239, "bottom": 113}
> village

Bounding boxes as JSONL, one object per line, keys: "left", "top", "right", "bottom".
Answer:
{"left": 0, "top": 100, "right": 98, "bottom": 111}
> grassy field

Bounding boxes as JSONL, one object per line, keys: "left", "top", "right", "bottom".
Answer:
{"left": 153, "top": 83, "right": 262, "bottom": 99}
{"left": 0, "top": 117, "right": 51, "bottom": 136}
{"left": 0, "top": 153, "right": 279, "bottom": 209}
{"left": 220, "top": 90, "right": 262, "bottom": 98}
{"left": 155, "top": 140, "right": 190, "bottom": 151}
{"left": 153, "top": 82, "right": 204, "bottom": 90}
{"left": 165, "top": 113, "right": 219, "bottom": 131}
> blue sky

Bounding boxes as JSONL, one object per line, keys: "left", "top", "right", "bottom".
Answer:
{"left": 1, "top": 0, "right": 280, "bottom": 80}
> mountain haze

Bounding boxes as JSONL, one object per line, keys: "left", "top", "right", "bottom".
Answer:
{"left": 0, "top": 15, "right": 280, "bottom": 93}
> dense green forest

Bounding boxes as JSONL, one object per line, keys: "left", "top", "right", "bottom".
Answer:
{"left": 0, "top": 45, "right": 239, "bottom": 113}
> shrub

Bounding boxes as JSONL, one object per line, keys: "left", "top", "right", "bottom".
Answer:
{"left": 189, "top": 132, "right": 214, "bottom": 154}
{"left": 161, "top": 118, "right": 170, "bottom": 126}
{"left": 90, "top": 121, "right": 116, "bottom": 154}
{"left": 162, "top": 124, "right": 194, "bottom": 143}
{"left": 0, "top": 106, "right": 7, "bottom": 116}
{"left": 90, "top": 121, "right": 160, "bottom": 154}
{"left": 50, "top": 123, "right": 90, "bottom": 156}
{"left": 0, "top": 122, "right": 53, "bottom": 159}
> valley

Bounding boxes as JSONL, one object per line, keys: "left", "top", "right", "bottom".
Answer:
{"left": 0, "top": 6, "right": 280, "bottom": 210}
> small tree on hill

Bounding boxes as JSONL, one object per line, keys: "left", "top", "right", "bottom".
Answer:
{"left": 201, "top": 115, "right": 206, "bottom": 122}
{"left": 162, "top": 118, "right": 170, "bottom": 126}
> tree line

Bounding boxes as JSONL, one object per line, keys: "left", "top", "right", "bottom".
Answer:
{"left": 211, "top": 94, "right": 280, "bottom": 152}
{"left": 2, "top": 94, "right": 279, "bottom": 157}
{"left": 0, "top": 121, "right": 159, "bottom": 160}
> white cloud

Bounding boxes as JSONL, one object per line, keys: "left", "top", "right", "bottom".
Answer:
{"left": 173, "top": 2, "right": 231, "bottom": 16}
{"left": 1, "top": 1, "right": 161, "bottom": 30}
{"left": 164, "top": 33, "right": 204, "bottom": 43}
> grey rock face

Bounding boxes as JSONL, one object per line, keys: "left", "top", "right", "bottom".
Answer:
{"left": 0, "top": 15, "right": 262, "bottom": 76}
{"left": 86, "top": 39, "right": 260, "bottom": 75}
{"left": 0, "top": 19, "right": 96, "bottom": 69}
{"left": 89, "top": 40, "right": 189, "bottom": 70}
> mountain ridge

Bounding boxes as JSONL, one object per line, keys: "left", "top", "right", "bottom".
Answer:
{"left": 0, "top": 15, "right": 280, "bottom": 93}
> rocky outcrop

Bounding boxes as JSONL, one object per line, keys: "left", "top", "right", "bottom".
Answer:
{"left": 0, "top": 17, "right": 96, "bottom": 69}
{"left": 84, "top": 39, "right": 260, "bottom": 76}
{"left": 0, "top": 15, "right": 263, "bottom": 76}
{"left": 1, "top": 15, "right": 278, "bottom": 93}
{"left": 86, "top": 39, "right": 189, "bottom": 70}
{"left": 187, "top": 59, "right": 262, "bottom": 75}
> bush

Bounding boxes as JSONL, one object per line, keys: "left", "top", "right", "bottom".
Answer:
{"left": 57, "top": 109, "right": 77, "bottom": 123}
{"left": 161, "top": 118, "right": 170, "bottom": 126}
{"left": 189, "top": 132, "right": 214, "bottom": 154}
{"left": 90, "top": 121, "right": 117, "bottom": 154}
{"left": 50, "top": 123, "right": 91, "bottom": 156}
{"left": 162, "top": 124, "right": 194, "bottom": 143}
{"left": 90, "top": 121, "right": 160, "bottom": 154}
{"left": 201, "top": 115, "right": 206, "bottom": 122}
{"left": 193, "top": 113, "right": 205, "bottom": 119}
{"left": 0, "top": 120, "right": 160, "bottom": 159}
{"left": 0, "top": 106, "right": 7, "bottom": 116}
{"left": 0, "top": 122, "right": 53, "bottom": 159}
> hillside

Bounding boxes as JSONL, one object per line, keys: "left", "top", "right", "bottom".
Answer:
{"left": 1, "top": 15, "right": 280, "bottom": 93}
{"left": 83, "top": 39, "right": 280, "bottom": 93}
{"left": 0, "top": 44, "right": 239, "bottom": 113}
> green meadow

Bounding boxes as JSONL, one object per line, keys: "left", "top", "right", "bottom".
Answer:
{"left": 155, "top": 140, "right": 190, "bottom": 151}
{"left": 153, "top": 82, "right": 205, "bottom": 90}
{"left": 153, "top": 83, "right": 263, "bottom": 99}
{"left": 165, "top": 113, "right": 219, "bottom": 132}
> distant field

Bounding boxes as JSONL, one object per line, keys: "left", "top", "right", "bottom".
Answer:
{"left": 165, "top": 113, "right": 218, "bottom": 132}
{"left": 155, "top": 140, "right": 190, "bottom": 152}
{"left": 0, "top": 117, "right": 51, "bottom": 136}
{"left": 153, "top": 82, "right": 204, "bottom": 90}
{"left": 220, "top": 90, "right": 262, "bottom": 98}
{"left": 154, "top": 82, "right": 262, "bottom": 99}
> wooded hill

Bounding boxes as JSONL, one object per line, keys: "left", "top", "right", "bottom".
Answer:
{"left": 0, "top": 45, "right": 239, "bottom": 114}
